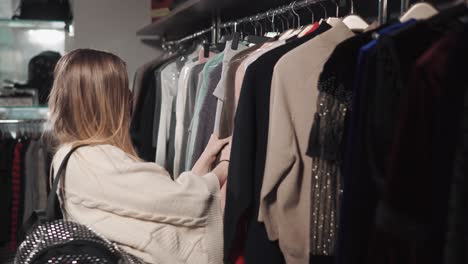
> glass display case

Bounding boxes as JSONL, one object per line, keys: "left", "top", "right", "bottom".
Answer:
{"left": 0, "top": 18, "right": 68, "bottom": 85}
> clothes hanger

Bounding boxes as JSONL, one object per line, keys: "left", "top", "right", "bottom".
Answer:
{"left": 400, "top": 1, "right": 439, "bottom": 22}
{"left": 256, "top": 19, "right": 264, "bottom": 36}
{"left": 334, "top": 0, "right": 340, "bottom": 17}
{"left": 275, "top": 11, "right": 286, "bottom": 33}
{"left": 264, "top": 11, "right": 273, "bottom": 34}
{"left": 327, "top": 0, "right": 343, "bottom": 25}
{"left": 342, "top": 0, "right": 369, "bottom": 30}
{"left": 279, "top": 3, "right": 299, "bottom": 40}
{"left": 228, "top": 22, "right": 241, "bottom": 50}
{"left": 264, "top": 11, "right": 280, "bottom": 37}
{"left": 261, "top": 14, "right": 272, "bottom": 35}
{"left": 245, "top": 16, "right": 271, "bottom": 44}
{"left": 289, "top": 2, "right": 305, "bottom": 37}
{"left": 279, "top": 2, "right": 303, "bottom": 40}
{"left": 298, "top": 3, "right": 317, "bottom": 38}
{"left": 317, "top": 1, "right": 328, "bottom": 23}
{"left": 278, "top": 9, "right": 296, "bottom": 40}
{"left": 289, "top": 3, "right": 298, "bottom": 29}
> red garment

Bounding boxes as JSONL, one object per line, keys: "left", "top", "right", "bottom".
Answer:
{"left": 9, "top": 142, "right": 23, "bottom": 251}
{"left": 235, "top": 251, "right": 245, "bottom": 264}
{"left": 304, "top": 22, "right": 320, "bottom": 36}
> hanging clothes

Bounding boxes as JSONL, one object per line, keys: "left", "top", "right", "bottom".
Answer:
{"left": 130, "top": 4, "right": 468, "bottom": 263}
{"left": 173, "top": 61, "right": 206, "bottom": 178}
{"left": 132, "top": 54, "right": 167, "bottom": 115}
{"left": 369, "top": 25, "right": 468, "bottom": 264}
{"left": 155, "top": 55, "right": 188, "bottom": 174}
{"left": 212, "top": 40, "right": 248, "bottom": 136}
{"left": 190, "top": 62, "right": 223, "bottom": 168}
{"left": 444, "top": 24, "right": 468, "bottom": 264}
{"left": 131, "top": 53, "right": 177, "bottom": 162}
{"left": 336, "top": 20, "right": 418, "bottom": 264}
{"left": 217, "top": 43, "right": 262, "bottom": 139}
{"left": 185, "top": 52, "right": 224, "bottom": 170}
{"left": 0, "top": 138, "right": 15, "bottom": 244}
{"left": 224, "top": 21, "right": 332, "bottom": 264}
{"left": 335, "top": 7, "right": 468, "bottom": 264}
{"left": 259, "top": 19, "right": 354, "bottom": 262}
{"left": 22, "top": 140, "right": 48, "bottom": 226}
{"left": 9, "top": 141, "right": 24, "bottom": 251}
{"left": 0, "top": 123, "right": 54, "bottom": 263}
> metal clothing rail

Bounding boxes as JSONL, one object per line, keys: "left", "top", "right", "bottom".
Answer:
{"left": 163, "top": 26, "right": 215, "bottom": 48}
{"left": 219, "top": 0, "right": 332, "bottom": 29}
{"left": 163, "top": 0, "right": 333, "bottom": 46}
{"left": 164, "top": 0, "right": 392, "bottom": 46}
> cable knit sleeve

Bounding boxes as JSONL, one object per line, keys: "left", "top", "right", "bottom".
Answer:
{"left": 54, "top": 144, "right": 222, "bottom": 227}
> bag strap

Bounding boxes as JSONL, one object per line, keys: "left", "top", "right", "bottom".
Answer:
{"left": 46, "top": 144, "right": 88, "bottom": 221}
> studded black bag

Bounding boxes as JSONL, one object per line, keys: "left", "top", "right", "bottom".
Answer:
{"left": 15, "top": 145, "right": 145, "bottom": 264}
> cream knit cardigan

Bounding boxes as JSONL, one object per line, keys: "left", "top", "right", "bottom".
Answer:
{"left": 52, "top": 144, "right": 223, "bottom": 264}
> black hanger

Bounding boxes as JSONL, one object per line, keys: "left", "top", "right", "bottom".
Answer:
{"left": 245, "top": 35, "right": 271, "bottom": 44}
{"left": 231, "top": 32, "right": 240, "bottom": 50}
{"left": 203, "top": 43, "right": 210, "bottom": 58}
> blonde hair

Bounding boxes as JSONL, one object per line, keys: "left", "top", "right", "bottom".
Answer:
{"left": 47, "top": 48, "right": 138, "bottom": 157}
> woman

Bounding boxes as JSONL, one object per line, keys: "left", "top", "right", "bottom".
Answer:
{"left": 47, "top": 49, "right": 230, "bottom": 264}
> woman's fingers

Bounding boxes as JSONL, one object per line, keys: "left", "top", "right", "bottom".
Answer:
{"left": 211, "top": 135, "right": 231, "bottom": 155}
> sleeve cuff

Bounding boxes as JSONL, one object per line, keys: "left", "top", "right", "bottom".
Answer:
{"left": 201, "top": 172, "right": 224, "bottom": 263}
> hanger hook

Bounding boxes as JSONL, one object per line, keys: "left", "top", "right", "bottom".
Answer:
{"left": 288, "top": 2, "right": 296, "bottom": 28}
{"left": 318, "top": 1, "right": 328, "bottom": 19}
{"left": 286, "top": 3, "right": 295, "bottom": 28}
{"left": 332, "top": 0, "right": 339, "bottom": 17}
{"left": 275, "top": 10, "right": 285, "bottom": 32}
{"left": 305, "top": 3, "right": 315, "bottom": 23}
{"left": 255, "top": 19, "right": 262, "bottom": 36}
{"left": 249, "top": 17, "right": 257, "bottom": 35}
{"left": 291, "top": 1, "right": 301, "bottom": 27}
{"left": 270, "top": 11, "right": 276, "bottom": 32}
{"left": 267, "top": 10, "right": 276, "bottom": 33}
{"left": 258, "top": 15, "right": 264, "bottom": 36}
{"left": 280, "top": 11, "right": 290, "bottom": 29}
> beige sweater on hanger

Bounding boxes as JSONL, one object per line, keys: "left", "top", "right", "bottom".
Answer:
{"left": 259, "top": 20, "right": 354, "bottom": 264}
{"left": 52, "top": 144, "right": 223, "bottom": 264}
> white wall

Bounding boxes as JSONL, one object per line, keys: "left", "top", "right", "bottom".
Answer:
{"left": 69, "top": 0, "right": 161, "bottom": 88}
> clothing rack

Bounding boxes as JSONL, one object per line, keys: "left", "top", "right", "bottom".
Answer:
{"left": 162, "top": 26, "right": 215, "bottom": 49}
{"left": 163, "top": 0, "right": 333, "bottom": 47}
{"left": 162, "top": 0, "right": 396, "bottom": 47}
{"left": 0, "top": 119, "right": 46, "bottom": 140}
{"left": 218, "top": 0, "right": 335, "bottom": 29}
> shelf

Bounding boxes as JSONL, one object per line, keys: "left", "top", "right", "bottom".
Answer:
{"left": 137, "top": 0, "right": 299, "bottom": 41}
{"left": 0, "top": 18, "right": 67, "bottom": 30}
{"left": 137, "top": 0, "right": 206, "bottom": 39}
{"left": 0, "top": 106, "right": 49, "bottom": 120}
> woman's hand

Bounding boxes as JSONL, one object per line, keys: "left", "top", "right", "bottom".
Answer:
{"left": 212, "top": 160, "right": 229, "bottom": 187}
{"left": 192, "top": 135, "right": 230, "bottom": 176}
{"left": 219, "top": 137, "right": 231, "bottom": 162}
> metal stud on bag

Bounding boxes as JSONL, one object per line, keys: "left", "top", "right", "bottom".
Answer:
{"left": 15, "top": 220, "right": 143, "bottom": 264}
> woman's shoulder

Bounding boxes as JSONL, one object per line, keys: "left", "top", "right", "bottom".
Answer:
{"left": 53, "top": 144, "right": 136, "bottom": 170}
